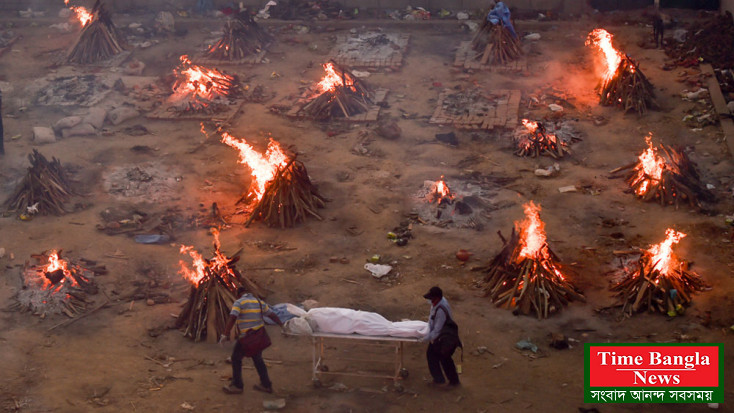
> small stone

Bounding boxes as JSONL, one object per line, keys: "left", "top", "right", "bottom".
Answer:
{"left": 32, "top": 127, "right": 56, "bottom": 144}
{"left": 83, "top": 107, "right": 107, "bottom": 130}
{"left": 146, "top": 299, "right": 155, "bottom": 306}
{"left": 263, "top": 398, "right": 286, "bottom": 410}
{"left": 339, "top": 257, "right": 350, "bottom": 264}
{"left": 375, "top": 120, "right": 401, "bottom": 140}
{"left": 329, "top": 256, "right": 339, "bottom": 263}
{"left": 548, "top": 103, "right": 563, "bottom": 112}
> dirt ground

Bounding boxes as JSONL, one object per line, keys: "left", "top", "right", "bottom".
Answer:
{"left": 0, "top": 9, "right": 733, "bottom": 413}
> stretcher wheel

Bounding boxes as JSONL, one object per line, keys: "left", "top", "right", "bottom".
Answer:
{"left": 319, "top": 364, "right": 329, "bottom": 372}
{"left": 312, "top": 378, "right": 322, "bottom": 388}
{"left": 399, "top": 368, "right": 409, "bottom": 378}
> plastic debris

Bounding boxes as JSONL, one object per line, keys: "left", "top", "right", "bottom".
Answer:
{"left": 516, "top": 339, "right": 538, "bottom": 353}
{"left": 364, "top": 263, "right": 392, "bottom": 279}
{"left": 133, "top": 234, "right": 171, "bottom": 244}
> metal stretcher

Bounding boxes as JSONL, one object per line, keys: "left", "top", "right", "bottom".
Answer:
{"left": 309, "top": 332, "right": 420, "bottom": 388}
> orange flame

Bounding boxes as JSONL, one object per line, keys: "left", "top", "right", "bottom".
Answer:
{"left": 172, "top": 55, "right": 236, "bottom": 101}
{"left": 586, "top": 28, "right": 623, "bottom": 84}
{"left": 646, "top": 228, "right": 686, "bottom": 275}
{"left": 220, "top": 132, "right": 289, "bottom": 201}
{"left": 522, "top": 119, "right": 538, "bottom": 133}
{"left": 430, "top": 176, "right": 453, "bottom": 203}
{"left": 632, "top": 133, "right": 666, "bottom": 196}
{"left": 39, "top": 250, "right": 79, "bottom": 290}
{"left": 316, "top": 62, "right": 357, "bottom": 95}
{"left": 71, "top": 6, "right": 93, "bottom": 27}
{"left": 178, "top": 229, "right": 238, "bottom": 287}
{"left": 517, "top": 201, "right": 547, "bottom": 260}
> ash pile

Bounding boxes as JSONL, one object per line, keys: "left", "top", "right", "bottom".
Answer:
{"left": 412, "top": 177, "right": 492, "bottom": 230}
{"left": 13, "top": 251, "right": 105, "bottom": 318}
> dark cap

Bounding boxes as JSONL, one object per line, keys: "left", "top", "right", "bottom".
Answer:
{"left": 423, "top": 286, "right": 443, "bottom": 300}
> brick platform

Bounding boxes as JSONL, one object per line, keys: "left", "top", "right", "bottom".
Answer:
{"left": 146, "top": 98, "right": 245, "bottom": 123}
{"left": 331, "top": 32, "right": 409, "bottom": 68}
{"left": 453, "top": 41, "right": 527, "bottom": 73}
{"left": 430, "top": 88, "right": 521, "bottom": 130}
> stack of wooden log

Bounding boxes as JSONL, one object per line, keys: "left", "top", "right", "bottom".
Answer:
{"left": 176, "top": 244, "right": 264, "bottom": 342}
{"left": 245, "top": 157, "right": 326, "bottom": 228}
{"left": 11, "top": 251, "right": 105, "bottom": 318}
{"left": 599, "top": 56, "right": 657, "bottom": 116}
{"left": 170, "top": 58, "right": 241, "bottom": 114}
{"left": 610, "top": 143, "right": 714, "bottom": 209}
{"left": 515, "top": 120, "right": 570, "bottom": 158}
{"left": 204, "top": 12, "right": 272, "bottom": 61}
{"left": 476, "top": 228, "right": 585, "bottom": 319}
{"left": 67, "top": 0, "right": 125, "bottom": 64}
{"left": 297, "top": 61, "right": 374, "bottom": 120}
{"left": 4, "top": 150, "right": 74, "bottom": 216}
{"left": 471, "top": 21, "right": 523, "bottom": 65}
{"left": 611, "top": 235, "right": 707, "bottom": 317}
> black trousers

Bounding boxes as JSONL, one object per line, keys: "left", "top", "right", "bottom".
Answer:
{"left": 427, "top": 342, "right": 459, "bottom": 385}
{"left": 231, "top": 339, "right": 271, "bottom": 389}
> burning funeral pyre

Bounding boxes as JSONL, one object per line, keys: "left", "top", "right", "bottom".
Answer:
{"left": 168, "top": 55, "right": 241, "bottom": 114}
{"left": 221, "top": 132, "right": 326, "bottom": 228}
{"left": 611, "top": 229, "right": 707, "bottom": 317}
{"left": 471, "top": 19, "right": 522, "bottom": 65}
{"left": 610, "top": 133, "right": 713, "bottom": 209}
{"left": 295, "top": 61, "right": 375, "bottom": 120}
{"left": 66, "top": 0, "right": 125, "bottom": 64}
{"left": 4, "top": 150, "right": 74, "bottom": 216}
{"left": 426, "top": 176, "right": 471, "bottom": 219}
{"left": 476, "top": 202, "right": 584, "bottom": 318}
{"left": 515, "top": 119, "right": 571, "bottom": 158}
{"left": 586, "top": 29, "right": 657, "bottom": 115}
{"left": 15, "top": 250, "right": 103, "bottom": 317}
{"left": 203, "top": 12, "right": 272, "bottom": 62}
{"left": 176, "top": 230, "right": 263, "bottom": 341}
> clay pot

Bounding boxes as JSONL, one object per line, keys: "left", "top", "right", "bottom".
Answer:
{"left": 455, "top": 249, "right": 472, "bottom": 261}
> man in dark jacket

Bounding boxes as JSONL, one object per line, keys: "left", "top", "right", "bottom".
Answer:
{"left": 421, "top": 286, "right": 460, "bottom": 387}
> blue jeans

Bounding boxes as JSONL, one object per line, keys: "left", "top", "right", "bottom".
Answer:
{"left": 231, "top": 339, "right": 271, "bottom": 389}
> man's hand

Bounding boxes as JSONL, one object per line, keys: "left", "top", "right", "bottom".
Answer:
{"left": 218, "top": 334, "right": 229, "bottom": 345}
{"left": 418, "top": 336, "right": 428, "bottom": 343}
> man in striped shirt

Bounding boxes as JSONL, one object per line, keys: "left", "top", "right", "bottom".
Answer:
{"left": 221, "top": 288, "right": 283, "bottom": 394}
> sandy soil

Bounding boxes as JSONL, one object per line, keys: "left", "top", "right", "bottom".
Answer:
{"left": 0, "top": 10, "right": 733, "bottom": 413}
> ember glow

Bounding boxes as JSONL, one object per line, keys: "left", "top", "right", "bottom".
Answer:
{"left": 517, "top": 201, "right": 547, "bottom": 260}
{"left": 586, "top": 28, "right": 623, "bottom": 84}
{"left": 220, "top": 132, "right": 289, "bottom": 201}
{"left": 317, "top": 62, "right": 355, "bottom": 94}
{"left": 631, "top": 133, "right": 667, "bottom": 196}
{"left": 646, "top": 229, "right": 686, "bottom": 276}
{"left": 179, "top": 229, "right": 237, "bottom": 287}
{"left": 171, "top": 55, "right": 236, "bottom": 101}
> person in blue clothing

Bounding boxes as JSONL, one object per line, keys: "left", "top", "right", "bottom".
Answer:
{"left": 487, "top": 2, "right": 518, "bottom": 39}
{"left": 421, "top": 286, "right": 460, "bottom": 387}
